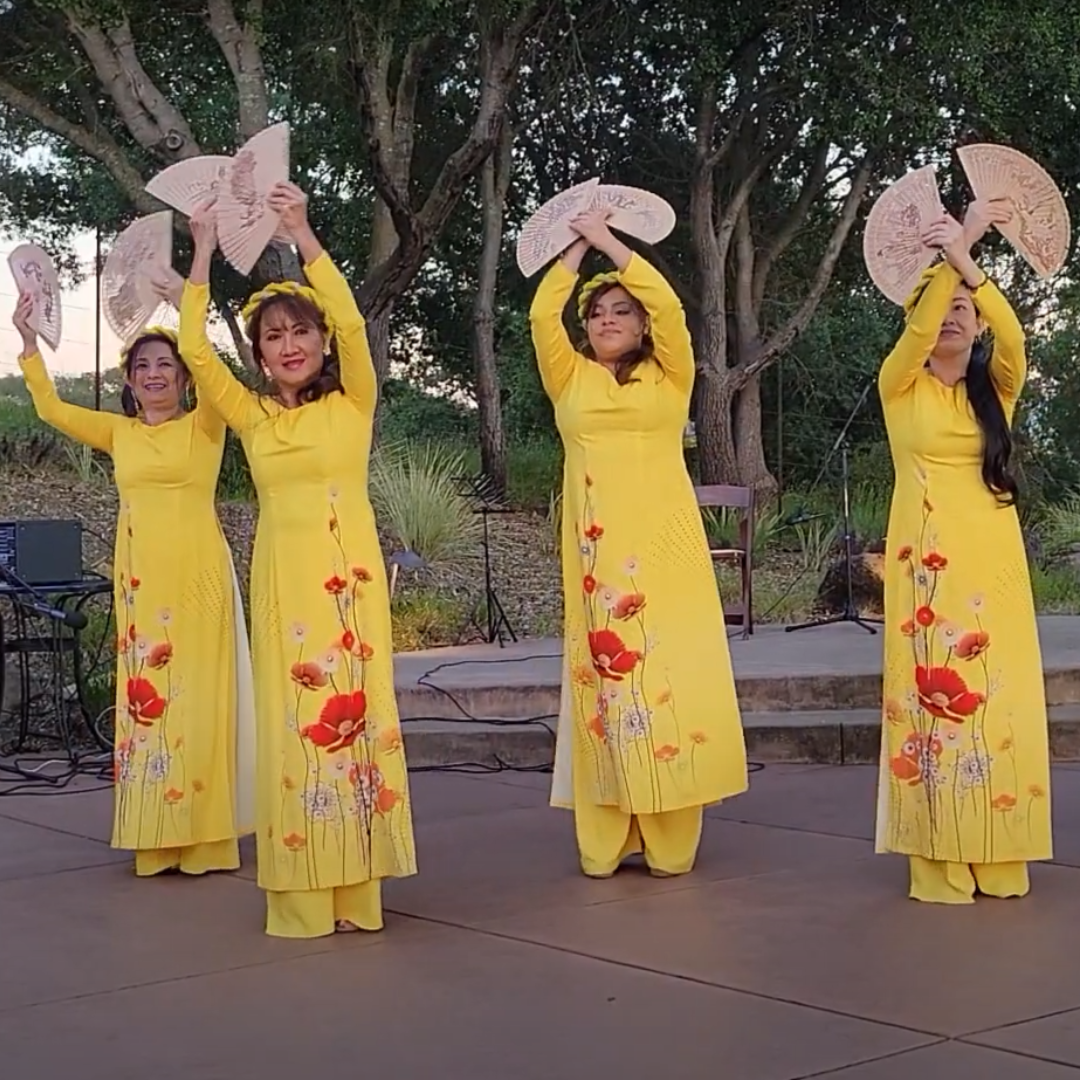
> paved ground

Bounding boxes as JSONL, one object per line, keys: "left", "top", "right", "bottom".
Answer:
{"left": 5, "top": 763, "right": 1080, "bottom": 1077}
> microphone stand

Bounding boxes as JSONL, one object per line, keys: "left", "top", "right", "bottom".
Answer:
{"left": 786, "top": 379, "right": 884, "bottom": 636}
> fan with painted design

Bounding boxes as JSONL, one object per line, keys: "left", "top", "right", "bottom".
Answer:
{"left": 215, "top": 122, "right": 290, "bottom": 275}
{"left": 863, "top": 165, "right": 945, "bottom": 305}
{"left": 957, "top": 143, "right": 1071, "bottom": 278}
{"left": 101, "top": 211, "right": 175, "bottom": 345}
{"left": 8, "top": 243, "right": 62, "bottom": 350}
{"left": 591, "top": 184, "right": 677, "bottom": 245}
{"left": 146, "top": 155, "right": 234, "bottom": 217}
{"left": 516, "top": 179, "right": 602, "bottom": 277}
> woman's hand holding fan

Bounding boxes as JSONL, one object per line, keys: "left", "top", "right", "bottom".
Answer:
{"left": 12, "top": 291, "right": 39, "bottom": 355}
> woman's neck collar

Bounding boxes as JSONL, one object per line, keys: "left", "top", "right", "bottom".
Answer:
{"left": 927, "top": 350, "right": 971, "bottom": 387}
{"left": 140, "top": 406, "right": 185, "bottom": 426}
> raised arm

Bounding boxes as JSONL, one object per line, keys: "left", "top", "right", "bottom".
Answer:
{"left": 267, "top": 182, "right": 376, "bottom": 412}
{"left": 878, "top": 263, "right": 961, "bottom": 403}
{"left": 179, "top": 203, "right": 262, "bottom": 433}
{"left": 972, "top": 277, "right": 1026, "bottom": 403}
{"left": 11, "top": 293, "right": 117, "bottom": 452}
{"left": 19, "top": 350, "right": 119, "bottom": 453}
{"left": 529, "top": 253, "right": 582, "bottom": 403}
{"left": 617, "top": 253, "right": 694, "bottom": 394}
{"left": 304, "top": 252, "right": 377, "bottom": 412}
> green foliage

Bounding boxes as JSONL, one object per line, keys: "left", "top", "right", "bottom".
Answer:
{"left": 368, "top": 440, "right": 482, "bottom": 577}
{"left": 390, "top": 589, "right": 470, "bottom": 651}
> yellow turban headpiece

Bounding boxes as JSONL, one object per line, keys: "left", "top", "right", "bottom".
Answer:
{"left": 240, "top": 281, "right": 336, "bottom": 340}
{"left": 576, "top": 271, "right": 620, "bottom": 324}
{"left": 119, "top": 325, "right": 179, "bottom": 368}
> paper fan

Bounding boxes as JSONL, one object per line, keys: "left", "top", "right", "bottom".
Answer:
{"left": 101, "top": 211, "right": 174, "bottom": 344}
{"left": 216, "top": 122, "right": 290, "bottom": 275}
{"left": 863, "top": 166, "right": 944, "bottom": 305}
{"left": 957, "top": 143, "right": 1071, "bottom": 277}
{"left": 591, "top": 185, "right": 676, "bottom": 244}
{"left": 145, "top": 155, "right": 234, "bottom": 216}
{"left": 516, "top": 178, "right": 602, "bottom": 277}
{"left": 8, "top": 243, "right": 62, "bottom": 350}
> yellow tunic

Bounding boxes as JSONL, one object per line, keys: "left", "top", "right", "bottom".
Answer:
{"left": 532, "top": 255, "right": 748, "bottom": 832}
{"left": 19, "top": 352, "right": 245, "bottom": 872}
{"left": 178, "top": 253, "right": 416, "bottom": 932}
{"left": 875, "top": 265, "right": 1052, "bottom": 869}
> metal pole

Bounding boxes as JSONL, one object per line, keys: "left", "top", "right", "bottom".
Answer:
{"left": 94, "top": 225, "right": 102, "bottom": 410}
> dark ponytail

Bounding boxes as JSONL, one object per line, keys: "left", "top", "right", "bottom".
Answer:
{"left": 120, "top": 385, "right": 139, "bottom": 418}
{"left": 965, "top": 338, "right": 1019, "bottom": 506}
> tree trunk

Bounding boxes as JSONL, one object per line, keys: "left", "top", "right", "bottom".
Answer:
{"left": 694, "top": 369, "right": 739, "bottom": 484}
{"left": 365, "top": 196, "right": 400, "bottom": 409}
{"left": 734, "top": 373, "right": 778, "bottom": 495}
{"left": 471, "top": 126, "right": 512, "bottom": 497}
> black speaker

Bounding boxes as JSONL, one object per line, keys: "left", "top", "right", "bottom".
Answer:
{"left": 0, "top": 519, "right": 84, "bottom": 586}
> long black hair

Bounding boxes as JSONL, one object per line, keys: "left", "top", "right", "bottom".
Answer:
{"left": 907, "top": 277, "right": 1019, "bottom": 507}
{"left": 964, "top": 336, "right": 1019, "bottom": 506}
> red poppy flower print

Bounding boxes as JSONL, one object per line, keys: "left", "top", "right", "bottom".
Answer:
{"left": 147, "top": 643, "right": 173, "bottom": 670}
{"left": 127, "top": 677, "right": 167, "bottom": 726}
{"left": 324, "top": 574, "right": 348, "bottom": 595}
{"left": 588, "top": 629, "right": 642, "bottom": 681}
{"left": 897, "top": 545, "right": 912, "bottom": 561}
{"left": 922, "top": 552, "right": 948, "bottom": 571}
{"left": 290, "top": 661, "right": 328, "bottom": 690}
{"left": 915, "top": 605, "right": 935, "bottom": 627}
{"left": 613, "top": 592, "right": 647, "bottom": 620}
{"left": 302, "top": 690, "right": 368, "bottom": 752}
{"left": 351, "top": 566, "right": 373, "bottom": 582}
{"left": 130, "top": 577, "right": 141, "bottom": 590}
{"left": 889, "top": 731, "right": 943, "bottom": 785}
{"left": 900, "top": 619, "right": 916, "bottom": 637}
{"left": 955, "top": 630, "right": 990, "bottom": 660}
{"left": 916, "top": 665, "right": 985, "bottom": 722}
{"left": 584, "top": 523, "right": 604, "bottom": 541}
{"left": 583, "top": 574, "right": 597, "bottom": 594}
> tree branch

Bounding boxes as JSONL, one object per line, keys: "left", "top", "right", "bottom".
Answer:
{"left": 734, "top": 202, "right": 758, "bottom": 349}
{"left": 206, "top": 0, "right": 270, "bottom": 139}
{"left": 753, "top": 140, "right": 830, "bottom": 314}
{"left": 64, "top": 9, "right": 199, "bottom": 159}
{"left": 746, "top": 151, "right": 874, "bottom": 379}
{"left": 0, "top": 76, "right": 158, "bottom": 213}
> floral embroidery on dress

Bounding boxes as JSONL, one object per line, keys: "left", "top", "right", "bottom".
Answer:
{"left": 112, "top": 510, "right": 200, "bottom": 847}
{"left": 279, "top": 490, "right": 409, "bottom": 884}
{"left": 886, "top": 493, "right": 1030, "bottom": 858}
{"left": 572, "top": 474, "right": 693, "bottom": 810}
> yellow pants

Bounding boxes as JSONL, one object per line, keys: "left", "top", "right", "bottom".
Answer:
{"left": 574, "top": 798, "right": 703, "bottom": 877}
{"left": 134, "top": 838, "right": 240, "bottom": 877}
{"left": 265, "top": 881, "right": 384, "bottom": 939}
{"left": 908, "top": 856, "right": 1030, "bottom": 904}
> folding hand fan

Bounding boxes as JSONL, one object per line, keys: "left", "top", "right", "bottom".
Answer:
{"left": 8, "top": 243, "right": 62, "bottom": 350}
{"left": 590, "top": 185, "right": 677, "bottom": 244}
{"left": 957, "top": 143, "right": 1071, "bottom": 278}
{"left": 863, "top": 165, "right": 945, "bottom": 305}
{"left": 516, "top": 178, "right": 602, "bottom": 277}
{"left": 145, "top": 155, "right": 234, "bottom": 216}
{"left": 215, "top": 121, "right": 290, "bottom": 275}
{"left": 101, "top": 211, "right": 174, "bottom": 344}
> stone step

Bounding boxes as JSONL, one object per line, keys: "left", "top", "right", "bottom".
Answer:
{"left": 400, "top": 704, "right": 1080, "bottom": 770}
{"left": 397, "top": 666, "right": 1080, "bottom": 722}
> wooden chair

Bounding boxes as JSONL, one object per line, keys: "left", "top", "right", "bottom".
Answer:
{"left": 694, "top": 484, "right": 755, "bottom": 638}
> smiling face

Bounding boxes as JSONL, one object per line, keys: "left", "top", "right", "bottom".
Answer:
{"left": 252, "top": 295, "right": 328, "bottom": 393}
{"left": 934, "top": 286, "right": 983, "bottom": 359}
{"left": 125, "top": 337, "right": 186, "bottom": 414}
{"left": 584, "top": 284, "right": 647, "bottom": 364}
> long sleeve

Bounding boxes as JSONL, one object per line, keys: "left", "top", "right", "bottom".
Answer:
{"left": 878, "top": 264, "right": 962, "bottom": 403}
{"left": 178, "top": 281, "right": 262, "bottom": 433}
{"left": 618, "top": 253, "right": 695, "bottom": 395}
{"left": 529, "top": 261, "right": 581, "bottom": 402}
{"left": 304, "top": 252, "right": 377, "bottom": 414}
{"left": 18, "top": 351, "right": 118, "bottom": 453}
{"left": 972, "top": 277, "right": 1027, "bottom": 403}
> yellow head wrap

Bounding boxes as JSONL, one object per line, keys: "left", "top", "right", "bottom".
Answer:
{"left": 576, "top": 271, "right": 620, "bottom": 324}
{"left": 119, "top": 325, "right": 179, "bottom": 368}
{"left": 239, "top": 281, "right": 336, "bottom": 340}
